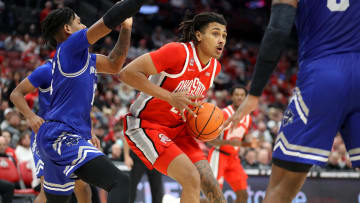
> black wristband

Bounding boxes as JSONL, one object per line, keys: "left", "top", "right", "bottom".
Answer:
{"left": 103, "top": 0, "right": 145, "bottom": 30}
{"left": 249, "top": 4, "right": 297, "bottom": 96}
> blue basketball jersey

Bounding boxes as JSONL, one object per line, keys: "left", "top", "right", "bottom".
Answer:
{"left": 296, "top": 0, "right": 360, "bottom": 65}
{"left": 45, "top": 29, "right": 97, "bottom": 140}
{"left": 27, "top": 60, "right": 52, "bottom": 118}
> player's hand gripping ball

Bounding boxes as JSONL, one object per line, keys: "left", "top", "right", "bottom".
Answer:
{"left": 186, "top": 102, "right": 224, "bottom": 141}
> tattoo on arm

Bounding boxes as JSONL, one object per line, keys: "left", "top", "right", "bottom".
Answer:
{"left": 195, "top": 160, "right": 226, "bottom": 203}
{"left": 109, "top": 27, "right": 131, "bottom": 65}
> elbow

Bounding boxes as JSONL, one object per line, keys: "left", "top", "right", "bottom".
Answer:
{"left": 118, "top": 68, "right": 128, "bottom": 82}
{"left": 9, "top": 90, "right": 17, "bottom": 103}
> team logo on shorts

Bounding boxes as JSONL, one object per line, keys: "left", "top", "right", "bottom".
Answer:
{"left": 158, "top": 134, "right": 171, "bottom": 144}
{"left": 283, "top": 108, "right": 294, "bottom": 126}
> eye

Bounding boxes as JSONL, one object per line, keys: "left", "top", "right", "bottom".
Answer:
{"left": 212, "top": 32, "right": 220, "bottom": 37}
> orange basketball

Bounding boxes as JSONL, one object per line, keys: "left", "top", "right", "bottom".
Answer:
{"left": 186, "top": 102, "right": 224, "bottom": 142}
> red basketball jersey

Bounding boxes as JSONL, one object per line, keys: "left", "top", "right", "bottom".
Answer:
{"left": 220, "top": 105, "right": 252, "bottom": 154}
{"left": 129, "top": 42, "right": 221, "bottom": 128}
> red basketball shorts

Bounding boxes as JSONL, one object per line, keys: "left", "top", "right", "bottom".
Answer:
{"left": 124, "top": 114, "right": 206, "bottom": 175}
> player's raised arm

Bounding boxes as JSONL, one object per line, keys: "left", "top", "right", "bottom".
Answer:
{"left": 96, "top": 18, "right": 132, "bottom": 74}
{"left": 86, "top": 0, "right": 145, "bottom": 45}
{"left": 250, "top": 0, "right": 298, "bottom": 97}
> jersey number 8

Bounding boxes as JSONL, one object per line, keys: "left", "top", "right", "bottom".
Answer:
{"left": 327, "top": 0, "right": 349, "bottom": 12}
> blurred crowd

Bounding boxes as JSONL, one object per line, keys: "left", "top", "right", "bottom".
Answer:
{"left": 0, "top": 0, "right": 357, "bottom": 194}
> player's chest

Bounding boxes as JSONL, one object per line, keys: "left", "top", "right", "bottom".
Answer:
{"left": 162, "top": 70, "right": 213, "bottom": 95}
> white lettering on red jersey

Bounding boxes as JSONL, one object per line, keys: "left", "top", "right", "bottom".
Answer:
{"left": 129, "top": 42, "right": 221, "bottom": 127}
{"left": 219, "top": 105, "right": 252, "bottom": 154}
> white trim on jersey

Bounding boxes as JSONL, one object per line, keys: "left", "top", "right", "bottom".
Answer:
{"left": 56, "top": 47, "right": 90, "bottom": 78}
{"left": 223, "top": 108, "right": 232, "bottom": 118}
{"left": 209, "top": 60, "right": 217, "bottom": 88}
{"left": 190, "top": 42, "right": 212, "bottom": 72}
{"left": 161, "top": 43, "right": 190, "bottom": 78}
{"left": 39, "top": 86, "right": 51, "bottom": 93}
{"left": 130, "top": 74, "right": 166, "bottom": 117}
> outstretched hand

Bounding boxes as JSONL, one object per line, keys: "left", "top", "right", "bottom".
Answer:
{"left": 221, "top": 94, "right": 259, "bottom": 132}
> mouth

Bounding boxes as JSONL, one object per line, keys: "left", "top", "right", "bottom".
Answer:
{"left": 216, "top": 47, "right": 223, "bottom": 54}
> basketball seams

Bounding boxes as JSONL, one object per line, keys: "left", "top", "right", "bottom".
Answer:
{"left": 200, "top": 110, "right": 224, "bottom": 136}
{"left": 197, "top": 105, "right": 216, "bottom": 139}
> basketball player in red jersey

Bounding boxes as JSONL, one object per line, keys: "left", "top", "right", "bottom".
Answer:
{"left": 207, "top": 86, "right": 256, "bottom": 203}
{"left": 119, "top": 12, "right": 227, "bottom": 203}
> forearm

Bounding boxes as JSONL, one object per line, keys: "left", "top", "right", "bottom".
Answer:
{"left": 249, "top": 3, "right": 297, "bottom": 96}
{"left": 208, "top": 139, "right": 242, "bottom": 147}
{"left": 10, "top": 91, "right": 36, "bottom": 119}
{"left": 108, "top": 26, "right": 131, "bottom": 68}
{"left": 123, "top": 137, "right": 131, "bottom": 158}
{"left": 103, "top": 0, "right": 145, "bottom": 30}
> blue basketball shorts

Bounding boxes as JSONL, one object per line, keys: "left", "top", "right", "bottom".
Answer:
{"left": 273, "top": 53, "right": 360, "bottom": 167}
{"left": 37, "top": 121, "right": 103, "bottom": 195}
{"left": 30, "top": 132, "right": 44, "bottom": 178}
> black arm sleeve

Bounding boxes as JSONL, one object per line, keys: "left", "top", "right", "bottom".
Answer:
{"left": 103, "top": 0, "right": 146, "bottom": 30}
{"left": 249, "top": 3, "right": 297, "bottom": 96}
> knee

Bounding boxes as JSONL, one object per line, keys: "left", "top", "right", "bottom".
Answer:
{"left": 106, "top": 170, "right": 130, "bottom": 192}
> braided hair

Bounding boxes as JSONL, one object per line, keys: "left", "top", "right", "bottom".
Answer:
{"left": 178, "top": 11, "right": 227, "bottom": 44}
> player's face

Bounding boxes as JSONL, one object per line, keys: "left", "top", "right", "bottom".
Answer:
{"left": 66, "top": 14, "right": 87, "bottom": 34}
{"left": 232, "top": 88, "right": 246, "bottom": 108}
{"left": 197, "top": 22, "right": 227, "bottom": 59}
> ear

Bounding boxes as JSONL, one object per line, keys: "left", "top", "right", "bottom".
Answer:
{"left": 195, "top": 31, "right": 202, "bottom": 42}
{"left": 64, "top": 24, "right": 72, "bottom": 35}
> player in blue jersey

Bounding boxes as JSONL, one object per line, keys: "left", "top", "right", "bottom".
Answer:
{"left": 34, "top": 1, "right": 144, "bottom": 202}
{"left": 10, "top": 60, "right": 94, "bottom": 203}
{"left": 223, "top": 0, "right": 360, "bottom": 202}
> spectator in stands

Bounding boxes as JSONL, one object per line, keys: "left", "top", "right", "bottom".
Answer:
{"left": 1, "top": 110, "right": 21, "bottom": 147}
{"left": 0, "top": 136, "right": 15, "bottom": 203}
{"left": 151, "top": 26, "right": 166, "bottom": 48}
{"left": 109, "top": 143, "right": 123, "bottom": 162}
{"left": 39, "top": 1, "right": 52, "bottom": 22}
{"left": 252, "top": 121, "right": 272, "bottom": 143}
{"left": 257, "top": 149, "right": 271, "bottom": 170}
{"left": 325, "top": 152, "right": 341, "bottom": 171}
{"left": 4, "top": 33, "right": 25, "bottom": 52}
{"left": 1, "top": 130, "right": 17, "bottom": 164}
{"left": 243, "top": 149, "right": 258, "bottom": 169}
{"left": 14, "top": 131, "right": 32, "bottom": 163}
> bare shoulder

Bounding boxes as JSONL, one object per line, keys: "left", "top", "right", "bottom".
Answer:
{"left": 272, "top": 0, "right": 298, "bottom": 7}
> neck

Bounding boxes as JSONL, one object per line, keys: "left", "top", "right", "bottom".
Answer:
{"left": 232, "top": 104, "right": 239, "bottom": 110}
{"left": 195, "top": 45, "right": 211, "bottom": 66}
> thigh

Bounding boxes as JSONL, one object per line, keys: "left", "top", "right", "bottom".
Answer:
{"left": 274, "top": 59, "right": 350, "bottom": 166}
{"left": 224, "top": 156, "right": 248, "bottom": 191}
{"left": 173, "top": 128, "right": 206, "bottom": 164}
{"left": 124, "top": 115, "right": 183, "bottom": 175}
